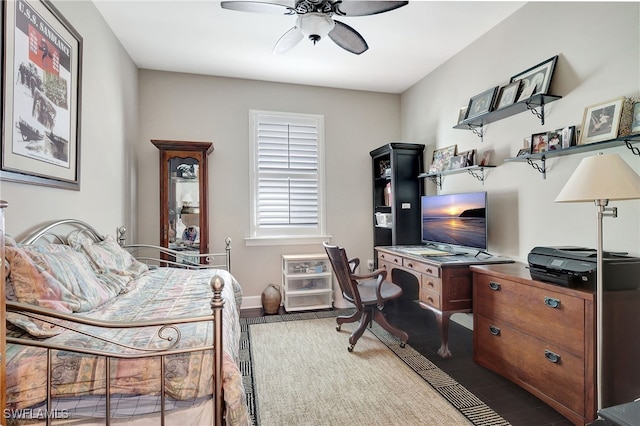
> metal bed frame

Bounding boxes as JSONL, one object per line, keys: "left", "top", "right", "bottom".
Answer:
{"left": 5, "top": 219, "right": 233, "bottom": 426}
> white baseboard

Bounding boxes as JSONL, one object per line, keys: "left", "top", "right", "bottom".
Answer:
{"left": 241, "top": 295, "right": 263, "bottom": 310}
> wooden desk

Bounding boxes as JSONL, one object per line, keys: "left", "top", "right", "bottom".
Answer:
{"left": 375, "top": 246, "right": 512, "bottom": 358}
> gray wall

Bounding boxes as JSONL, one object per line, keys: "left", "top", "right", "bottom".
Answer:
{"left": 401, "top": 1, "right": 640, "bottom": 262}
{"left": 1, "top": 1, "right": 139, "bottom": 240}
{"left": 137, "top": 72, "right": 401, "bottom": 306}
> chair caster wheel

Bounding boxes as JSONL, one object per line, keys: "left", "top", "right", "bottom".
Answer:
{"left": 348, "top": 345, "right": 354, "bottom": 352}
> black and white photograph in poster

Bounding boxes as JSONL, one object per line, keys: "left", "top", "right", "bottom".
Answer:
{"left": 1, "top": 0, "right": 82, "bottom": 189}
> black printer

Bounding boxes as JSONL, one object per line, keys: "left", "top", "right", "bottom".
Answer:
{"left": 528, "top": 246, "right": 640, "bottom": 290}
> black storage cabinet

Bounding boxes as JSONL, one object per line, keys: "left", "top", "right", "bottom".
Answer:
{"left": 370, "top": 143, "right": 424, "bottom": 260}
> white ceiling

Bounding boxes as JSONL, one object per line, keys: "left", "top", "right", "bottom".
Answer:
{"left": 93, "top": 1, "right": 525, "bottom": 94}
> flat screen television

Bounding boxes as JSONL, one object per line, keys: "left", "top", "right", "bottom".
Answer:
{"left": 421, "top": 191, "right": 488, "bottom": 251}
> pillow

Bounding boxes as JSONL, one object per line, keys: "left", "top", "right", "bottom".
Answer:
{"left": 69, "top": 234, "right": 149, "bottom": 279}
{"left": 5, "top": 246, "right": 76, "bottom": 313}
{"left": 6, "top": 245, "right": 120, "bottom": 313}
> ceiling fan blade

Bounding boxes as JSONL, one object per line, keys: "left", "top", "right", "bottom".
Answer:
{"left": 334, "top": 1, "right": 408, "bottom": 16}
{"left": 220, "top": 1, "right": 293, "bottom": 15}
{"left": 328, "top": 20, "right": 368, "bottom": 54}
{"left": 273, "top": 26, "right": 304, "bottom": 54}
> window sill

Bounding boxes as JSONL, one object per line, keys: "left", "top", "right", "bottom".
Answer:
{"left": 245, "top": 235, "right": 332, "bottom": 247}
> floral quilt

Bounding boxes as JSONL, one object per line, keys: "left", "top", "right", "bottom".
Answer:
{"left": 5, "top": 267, "right": 250, "bottom": 425}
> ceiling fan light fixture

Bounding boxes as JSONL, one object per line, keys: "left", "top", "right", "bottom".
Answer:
{"left": 297, "top": 12, "right": 335, "bottom": 44}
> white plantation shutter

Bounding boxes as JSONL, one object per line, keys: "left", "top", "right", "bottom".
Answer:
{"left": 249, "top": 111, "right": 326, "bottom": 242}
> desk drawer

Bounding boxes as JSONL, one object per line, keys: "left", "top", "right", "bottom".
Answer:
{"left": 475, "top": 273, "right": 586, "bottom": 356}
{"left": 475, "top": 314, "right": 585, "bottom": 415}
{"left": 403, "top": 258, "right": 440, "bottom": 278}
{"left": 378, "top": 252, "right": 402, "bottom": 267}
{"left": 421, "top": 273, "right": 442, "bottom": 293}
{"left": 419, "top": 286, "right": 441, "bottom": 309}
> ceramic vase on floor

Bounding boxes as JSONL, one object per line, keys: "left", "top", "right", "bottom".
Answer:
{"left": 261, "top": 284, "right": 281, "bottom": 314}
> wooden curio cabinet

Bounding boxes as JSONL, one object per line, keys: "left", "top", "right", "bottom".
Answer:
{"left": 152, "top": 140, "right": 213, "bottom": 264}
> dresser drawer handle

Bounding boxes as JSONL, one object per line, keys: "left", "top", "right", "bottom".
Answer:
{"left": 544, "top": 297, "right": 561, "bottom": 309}
{"left": 488, "top": 281, "right": 501, "bottom": 291}
{"left": 489, "top": 325, "right": 501, "bottom": 336}
{"left": 407, "top": 262, "right": 414, "bottom": 268}
{"left": 544, "top": 350, "right": 561, "bottom": 364}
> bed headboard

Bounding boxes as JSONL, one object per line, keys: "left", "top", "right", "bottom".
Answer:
{"left": 18, "top": 218, "right": 106, "bottom": 245}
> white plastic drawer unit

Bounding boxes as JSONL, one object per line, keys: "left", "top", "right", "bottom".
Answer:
{"left": 284, "top": 292, "right": 333, "bottom": 311}
{"left": 282, "top": 254, "right": 333, "bottom": 311}
{"left": 283, "top": 256, "right": 330, "bottom": 275}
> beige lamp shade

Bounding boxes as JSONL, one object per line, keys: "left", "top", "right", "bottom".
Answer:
{"left": 555, "top": 153, "right": 640, "bottom": 202}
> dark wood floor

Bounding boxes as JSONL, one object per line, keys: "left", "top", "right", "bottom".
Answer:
{"left": 241, "top": 299, "right": 574, "bottom": 426}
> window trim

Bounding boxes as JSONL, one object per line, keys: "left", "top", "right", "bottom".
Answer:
{"left": 246, "top": 110, "right": 328, "bottom": 246}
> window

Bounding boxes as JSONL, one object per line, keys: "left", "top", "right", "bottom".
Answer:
{"left": 247, "top": 110, "right": 327, "bottom": 245}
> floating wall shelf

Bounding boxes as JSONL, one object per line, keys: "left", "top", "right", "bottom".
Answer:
{"left": 504, "top": 134, "right": 640, "bottom": 179}
{"left": 418, "top": 165, "right": 496, "bottom": 189}
{"left": 454, "top": 94, "right": 562, "bottom": 140}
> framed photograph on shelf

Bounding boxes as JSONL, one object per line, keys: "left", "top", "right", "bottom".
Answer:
{"left": 579, "top": 97, "right": 624, "bottom": 145}
{"left": 450, "top": 155, "right": 466, "bottom": 170}
{"left": 560, "top": 126, "right": 576, "bottom": 148}
{"left": 1, "top": 0, "right": 83, "bottom": 190}
{"left": 531, "top": 132, "right": 549, "bottom": 153}
{"left": 510, "top": 55, "right": 558, "bottom": 99}
{"left": 495, "top": 80, "right": 522, "bottom": 109}
{"left": 516, "top": 82, "right": 537, "bottom": 102}
{"left": 632, "top": 100, "right": 640, "bottom": 134}
{"left": 457, "top": 106, "right": 468, "bottom": 124}
{"left": 479, "top": 149, "right": 494, "bottom": 167}
{"left": 460, "top": 149, "right": 476, "bottom": 167}
{"left": 466, "top": 87, "right": 499, "bottom": 119}
{"left": 430, "top": 145, "right": 457, "bottom": 172}
{"left": 547, "top": 131, "right": 562, "bottom": 151}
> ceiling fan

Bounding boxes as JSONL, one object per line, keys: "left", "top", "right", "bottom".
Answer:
{"left": 220, "top": 0, "right": 408, "bottom": 55}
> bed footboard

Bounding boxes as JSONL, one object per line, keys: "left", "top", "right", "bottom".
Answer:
{"left": 6, "top": 275, "right": 226, "bottom": 426}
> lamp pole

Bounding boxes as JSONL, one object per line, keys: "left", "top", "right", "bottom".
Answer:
{"left": 595, "top": 198, "right": 618, "bottom": 411}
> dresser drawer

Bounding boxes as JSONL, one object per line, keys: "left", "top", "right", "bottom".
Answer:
{"left": 475, "top": 273, "right": 586, "bottom": 356}
{"left": 403, "top": 258, "right": 440, "bottom": 278}
{"left": 475, "top": 314, "right": 586, "bottom": 416}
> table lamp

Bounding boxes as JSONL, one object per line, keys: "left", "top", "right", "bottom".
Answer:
{"left": 555, "top": 152, "right": 640, "bottom": 411}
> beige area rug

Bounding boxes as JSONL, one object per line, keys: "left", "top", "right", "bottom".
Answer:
{"left": 240, "top": 310, "right": 510, "bottom": 426}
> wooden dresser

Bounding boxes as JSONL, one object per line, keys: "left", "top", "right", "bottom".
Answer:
{"left": 471, "top": 262, "right": 640, "bottom": 426}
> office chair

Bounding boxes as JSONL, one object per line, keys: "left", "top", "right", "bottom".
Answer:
{"left": 324, "top": 242, "right": 408, "bottom": 352}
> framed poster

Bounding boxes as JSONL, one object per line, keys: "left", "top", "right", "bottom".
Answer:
{"left": 1, "top": 0, "right": 83, "bottom": 189}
